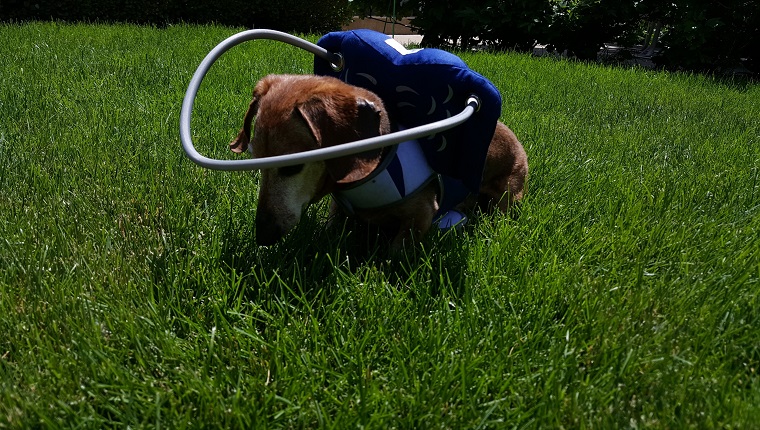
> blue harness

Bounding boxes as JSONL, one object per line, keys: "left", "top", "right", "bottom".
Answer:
{"left": 314, "top": 30, "right": 502, "bottom": 221}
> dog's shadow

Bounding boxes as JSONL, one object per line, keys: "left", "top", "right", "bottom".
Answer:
{"left": 219, "top": 205, "right": 473, "bottom": 306}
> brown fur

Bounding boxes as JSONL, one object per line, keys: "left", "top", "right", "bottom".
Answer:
{"left": 230, "top": 74, "right": 528, "bottom": 249}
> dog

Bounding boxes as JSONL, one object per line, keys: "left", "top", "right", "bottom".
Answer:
{"left": 229, "top": 74, "right": 528, "bottom": 249}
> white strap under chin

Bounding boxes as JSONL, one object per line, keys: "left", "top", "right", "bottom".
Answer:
{"left": 332, "top": 137, "right": 436, "bottom": 212}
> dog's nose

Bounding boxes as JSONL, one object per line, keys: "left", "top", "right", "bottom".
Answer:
{"left": 255, "top": 209, "right": 284, "bottom": 246}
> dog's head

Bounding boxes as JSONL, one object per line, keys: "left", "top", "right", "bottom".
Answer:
{"left": 230, "top": 74, "right": 390, "bottom": 245}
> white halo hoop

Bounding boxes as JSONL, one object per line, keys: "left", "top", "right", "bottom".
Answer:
{"left": 179, "top": 29, "right": 479, "bottom": 171}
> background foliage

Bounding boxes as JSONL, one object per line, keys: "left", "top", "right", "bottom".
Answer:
{"left": 0, "top": 0, "right": 353, "bottom": 33}
{"left": 357, "top": 0, "right": 759, "bottom": 74}
{"left": 2, "top": 0, "right": 758, "bottom": 73}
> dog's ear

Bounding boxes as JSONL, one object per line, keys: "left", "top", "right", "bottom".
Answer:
{"left": 354, "top": 98, "right": 385, "bottom": 140}
{"left": 229, "top": 96, "right": 258, "bottom": 154}
{"left": 297, "top": 97, "right": 385, "bottom": 184}
{"left": 229, "top": 76, "right": 281, "bottom": 154}
{"left": 295, "top": 96, "right": 327, "bottom": 147}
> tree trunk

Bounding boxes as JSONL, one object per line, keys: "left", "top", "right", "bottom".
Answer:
{"left": 641, "top": 22, "right": 662, "bottom": 57}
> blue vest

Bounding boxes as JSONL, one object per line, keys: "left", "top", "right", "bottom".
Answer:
{"left": 314, "top": 30, "right": 502, "bottom": 215}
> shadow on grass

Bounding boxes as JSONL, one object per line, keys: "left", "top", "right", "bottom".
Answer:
{"left": 146, "top": 201, "right": 514, "bottom": 343}
{"left": 215, "top": 206, "right": 474, "bottom": 305}
{"left": 148, "top": 196, "right": 519, "bottom": 319}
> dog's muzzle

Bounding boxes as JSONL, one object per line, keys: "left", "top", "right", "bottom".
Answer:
{"left": 255, "top": 208, "right": 285, "bottom": 246}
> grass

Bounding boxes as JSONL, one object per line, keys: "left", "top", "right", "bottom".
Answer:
{"left": 1, "top": 21, "right": 759, "bottom": 428}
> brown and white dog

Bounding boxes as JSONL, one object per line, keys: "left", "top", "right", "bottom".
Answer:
{"left": 230, "top": 74, "right": 528, "bottom": 249}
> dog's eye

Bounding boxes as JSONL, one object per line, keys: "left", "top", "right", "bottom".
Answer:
{"left": 278, "top": 164, "right": 304, "bottom": 177}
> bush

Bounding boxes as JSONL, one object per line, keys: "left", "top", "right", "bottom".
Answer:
{"left": 479, "top": 0, "right": 554, "bottom": 51}
{"left": 544, "top": 0, "right": 638, "bottom": 60}
{"left": 655, "top": 0, "right": 759, "bottom": 74}
{"left": 250, "top": 0, "right": 352, "bottom": 34}
{"left": 406, "top": 0, "right": 756, "bottom": 74}
{"left": 0, "top": 0, "right": 353, "bottom": 33}
{"left": 408, "top": 0, "right": 552, "bottom": 52}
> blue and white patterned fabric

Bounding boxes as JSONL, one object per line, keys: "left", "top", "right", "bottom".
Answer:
{"left": 332, "top": 136, "right": 436, "bottom": 212}
{"left": 314, "top": 29, "right": 502, "bottom": 215}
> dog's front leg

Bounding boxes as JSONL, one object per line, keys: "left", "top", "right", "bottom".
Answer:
{"left": 389, "top": 186, "right": 439, "bottom": 251}
{"left": 391, "top": 216, "right": 432, "bottom": 250}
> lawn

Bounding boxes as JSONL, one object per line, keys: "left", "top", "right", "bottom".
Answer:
{"left": 1, "top": 22, "right": 759, "bottom": 428}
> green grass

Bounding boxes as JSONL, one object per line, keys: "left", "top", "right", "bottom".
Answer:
{"left": 1, "top": 22, "right": 759, "bottom": 428}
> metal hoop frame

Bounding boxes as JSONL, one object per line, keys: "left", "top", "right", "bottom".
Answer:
{"left": 179, "top": 29, "right": 479, "bottom": 171}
